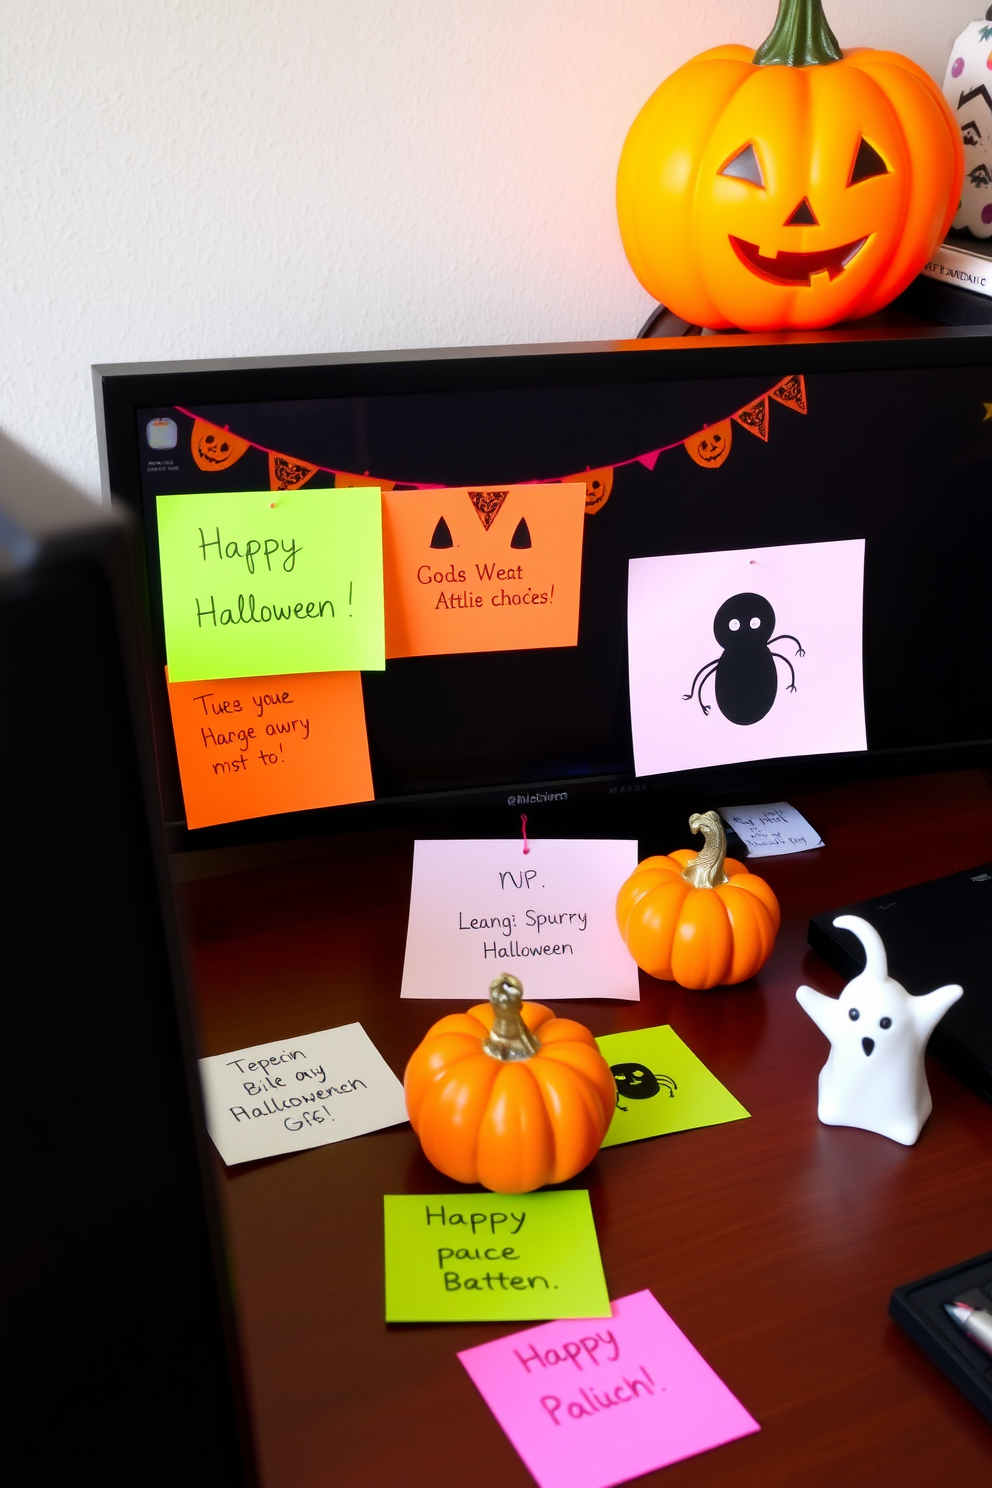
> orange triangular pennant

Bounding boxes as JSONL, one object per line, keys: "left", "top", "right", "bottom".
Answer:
{"left": 467, "top": 489, "right": 509, "bottom": 530}
{"left": 335, "top": 471, "right": 396, "bottom": 492}
{"left": 190, "top": 419, "right": 250, "bottom": 472}
{"left": 733, "top": 397, "right": 769, "bottom": 441}
{"left": 268, "top": 451, "right": 319, "bottom": 491}
{"left": 768, "top": 374, "right": 807, "bottom": 415}
{"left": 560, "top": 467, "right": 614, "bottom": 514}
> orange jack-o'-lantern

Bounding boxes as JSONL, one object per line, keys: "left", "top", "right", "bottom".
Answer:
{"left": 191, "top": 419, "right": 250, "bottom": 472}
{"left": 686, "top": 420, "right": 733, "bottom": 468}
{"left": 616, "top": 0, "right": 963, "bottom": 330}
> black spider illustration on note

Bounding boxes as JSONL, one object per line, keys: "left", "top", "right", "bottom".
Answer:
{"left": 683, "top": 593, "right": 804, "bottom": 725}
{"left": 610, "top": 1063, "right": 677, "bottom": 1112}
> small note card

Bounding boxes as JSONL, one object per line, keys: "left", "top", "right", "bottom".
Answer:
{"left": 383, "top": 1191, "right": 610, "bottom": 1323}
{"left": 400, "top": 839, "right": 640, "bottom": 1001}
{"left": 199, "top": 1023, "right": 407, "bottom": 1165}
{"left": 458, "top": 1290, "right": 759, "bottom": 1488}
{"left": 596, "top": 1026, "right": 749, "bottom": 1149}
{"left": 718, "top": 801, "right": 823, "bottom": 858}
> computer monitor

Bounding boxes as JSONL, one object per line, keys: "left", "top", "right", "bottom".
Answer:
{"left": 94, "top": 328, "right": 991, "bottom": 849}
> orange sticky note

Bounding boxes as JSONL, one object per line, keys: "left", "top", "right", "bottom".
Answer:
{"left": 166, "top": 669, "right": 373, "bottom": 829}
{"left": 382, "top": 484, "right": 585, "bottom": 659}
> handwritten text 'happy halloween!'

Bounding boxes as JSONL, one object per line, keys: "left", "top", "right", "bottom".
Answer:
{"left": 192, "top": 526, "right": 353, "bottom": 630}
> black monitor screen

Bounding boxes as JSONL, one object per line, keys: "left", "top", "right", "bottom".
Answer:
{"left": 97, "top": 333, "right": 991, "bottom": 843}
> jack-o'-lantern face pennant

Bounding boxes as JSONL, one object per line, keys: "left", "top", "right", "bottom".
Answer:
{"left": 685, "top": 419, "right": 733, "bottom": 468}
{"left": 382, "top": 484, "right": 585, "bottom": 658}
{"left": 191, "top": 419, "right": 251, "bottom": 472}
{"left": 559, "top": 466, "right": 614, "bottom": 514}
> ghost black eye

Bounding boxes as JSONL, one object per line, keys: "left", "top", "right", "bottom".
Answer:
{"left": 879, "top": 1016, "right": 892, "bottom": 1029}
{"left": 848, "top": 1008, "right": 860, "bottom": 1021}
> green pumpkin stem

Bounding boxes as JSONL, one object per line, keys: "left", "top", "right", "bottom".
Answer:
{"left": 483, "top": 975, "right": 542, "bottom": 1062}
{"left": 681, "top": 811, "right": 730, "bottom": 890}
{"left": 753, "top": 0, "right": 843, "bottom": 67}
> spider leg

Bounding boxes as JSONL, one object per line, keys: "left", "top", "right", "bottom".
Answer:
{"left": 770, "top": 633, "right": 805, "bottom": 658}
{"left": 683, "top": 657, "right": 720, "bottom": 701}
{"left": 684, "top": 661, "right": 718, "bottom": 715}
{"left": 771, "top": 652, "right": 797, "bottom": 691}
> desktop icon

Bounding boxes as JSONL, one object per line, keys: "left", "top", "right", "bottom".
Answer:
{"left": 146, "top": 417, "right": 178, "bottom": 450}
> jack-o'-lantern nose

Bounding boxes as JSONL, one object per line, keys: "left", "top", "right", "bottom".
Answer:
{"left": 785, "top": 197, "right": 818, "bottom": 226}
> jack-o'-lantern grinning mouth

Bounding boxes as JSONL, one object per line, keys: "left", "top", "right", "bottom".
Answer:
{"left": 729, "top": 235, "right": 868, "bottom": 286}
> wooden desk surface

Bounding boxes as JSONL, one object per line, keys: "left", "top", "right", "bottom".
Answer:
{"left": 180, "top": 770, "right": 992, "bottom": 1488}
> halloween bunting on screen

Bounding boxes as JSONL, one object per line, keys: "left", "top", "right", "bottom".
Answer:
{"left": 174, "top": 376, "right": 807, "bottom": 507}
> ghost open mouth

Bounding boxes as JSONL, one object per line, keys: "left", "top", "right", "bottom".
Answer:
{"left": 729, "top": 235, "right": 867, "bottom": 286}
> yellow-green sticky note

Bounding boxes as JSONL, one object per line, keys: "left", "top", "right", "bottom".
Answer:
{"left": 383, "top": 1191, "right": 610, "bottom": 1323}
{"left": 157, "top": 487, "right": 385, "bottom": 681}
{"left": 596, "top": 1025, "right": 749, "bottom": 1148}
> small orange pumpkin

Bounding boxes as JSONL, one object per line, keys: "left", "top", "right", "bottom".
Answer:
{"left": 404, "top": 974, "right": 615, "bottom": 1194}
{"left": 616, "top": 0, "right": 963, "bottom": 330}
{"left": 616, "top": 811, "right": 781, "bottom": 989}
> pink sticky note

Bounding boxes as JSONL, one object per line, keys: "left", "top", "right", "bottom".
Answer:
{"left": 627, "top": 539, "right": 866, "bottom": 778}
{"left": 457, "top": 1290, "right": 759, "bottom": 1488}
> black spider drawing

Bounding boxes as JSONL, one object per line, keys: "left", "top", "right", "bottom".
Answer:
{"left": 683, "top": 593, "right": 804, "bottom": 725}
{"left": 610, "top": 1063, "right": 677, "bottom": 1112}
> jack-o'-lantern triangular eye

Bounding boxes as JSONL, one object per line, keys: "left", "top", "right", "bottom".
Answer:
{"left": 849, "top": 137, "right": 888, "bottom": 184}
{"left": 430, "top": 515, "right": 453, "bottom": 549}
{"left": 720, "top": 143, "right": 764, "bottom": 187}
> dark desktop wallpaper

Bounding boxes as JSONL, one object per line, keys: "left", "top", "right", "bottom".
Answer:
{"left": 137, "top": 362, "right": 990, "bottom": 807}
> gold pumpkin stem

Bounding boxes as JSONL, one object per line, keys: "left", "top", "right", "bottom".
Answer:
{"left": 483, "top": 974, "right": 542, "bottom": 1062}
{"left": 681, "top": 810, "right": 730, "bottom": 889}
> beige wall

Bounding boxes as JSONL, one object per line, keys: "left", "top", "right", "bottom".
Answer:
{"left": 0, "top": 0, "right": 976, "bottom": 496}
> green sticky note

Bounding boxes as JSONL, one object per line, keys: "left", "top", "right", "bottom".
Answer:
{"left": 383, "top": 1191, "right": 610, "bottom": 1323}
{"left": 156, "top": 488, "right": 385, "bottom": 681}
{"left": 596, "top": 1025, "right": 749, "bottom": 1149}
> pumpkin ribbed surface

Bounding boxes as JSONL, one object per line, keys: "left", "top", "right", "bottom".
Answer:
{"left": 404, "top": 999, "right": 616, "bottom": 1195}
{"left": 616, "top": 849, "right": 781, "bottom": 990}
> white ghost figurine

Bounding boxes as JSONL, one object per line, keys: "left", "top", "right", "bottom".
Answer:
{"left": 797, "top": 916, "right": 963, "bottom": 1146}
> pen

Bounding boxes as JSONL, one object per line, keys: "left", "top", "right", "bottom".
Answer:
{"left": 943, "top": 1300, "right": 992, "bottom": 1358}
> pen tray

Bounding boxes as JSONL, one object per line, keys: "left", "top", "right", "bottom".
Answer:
{"left": 889, "top": 1252, "right": 992, "bottom": 1421}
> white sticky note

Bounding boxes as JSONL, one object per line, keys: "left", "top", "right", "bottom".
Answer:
{"left": 199, "top": 1023, "right": 408, "bottom": 1165}
{"left": 719, "top": 802, "right": 824, "bottom": 858}
{"left": 400, "top": 839, "right": 640, "bottom": 1001}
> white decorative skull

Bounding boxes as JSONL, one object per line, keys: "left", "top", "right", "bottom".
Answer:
{"left": 796, "top": 915, "right": 963, "bottom": 1146}
{"left": 943, "top": 10, "right": 992, "bottom": 238}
